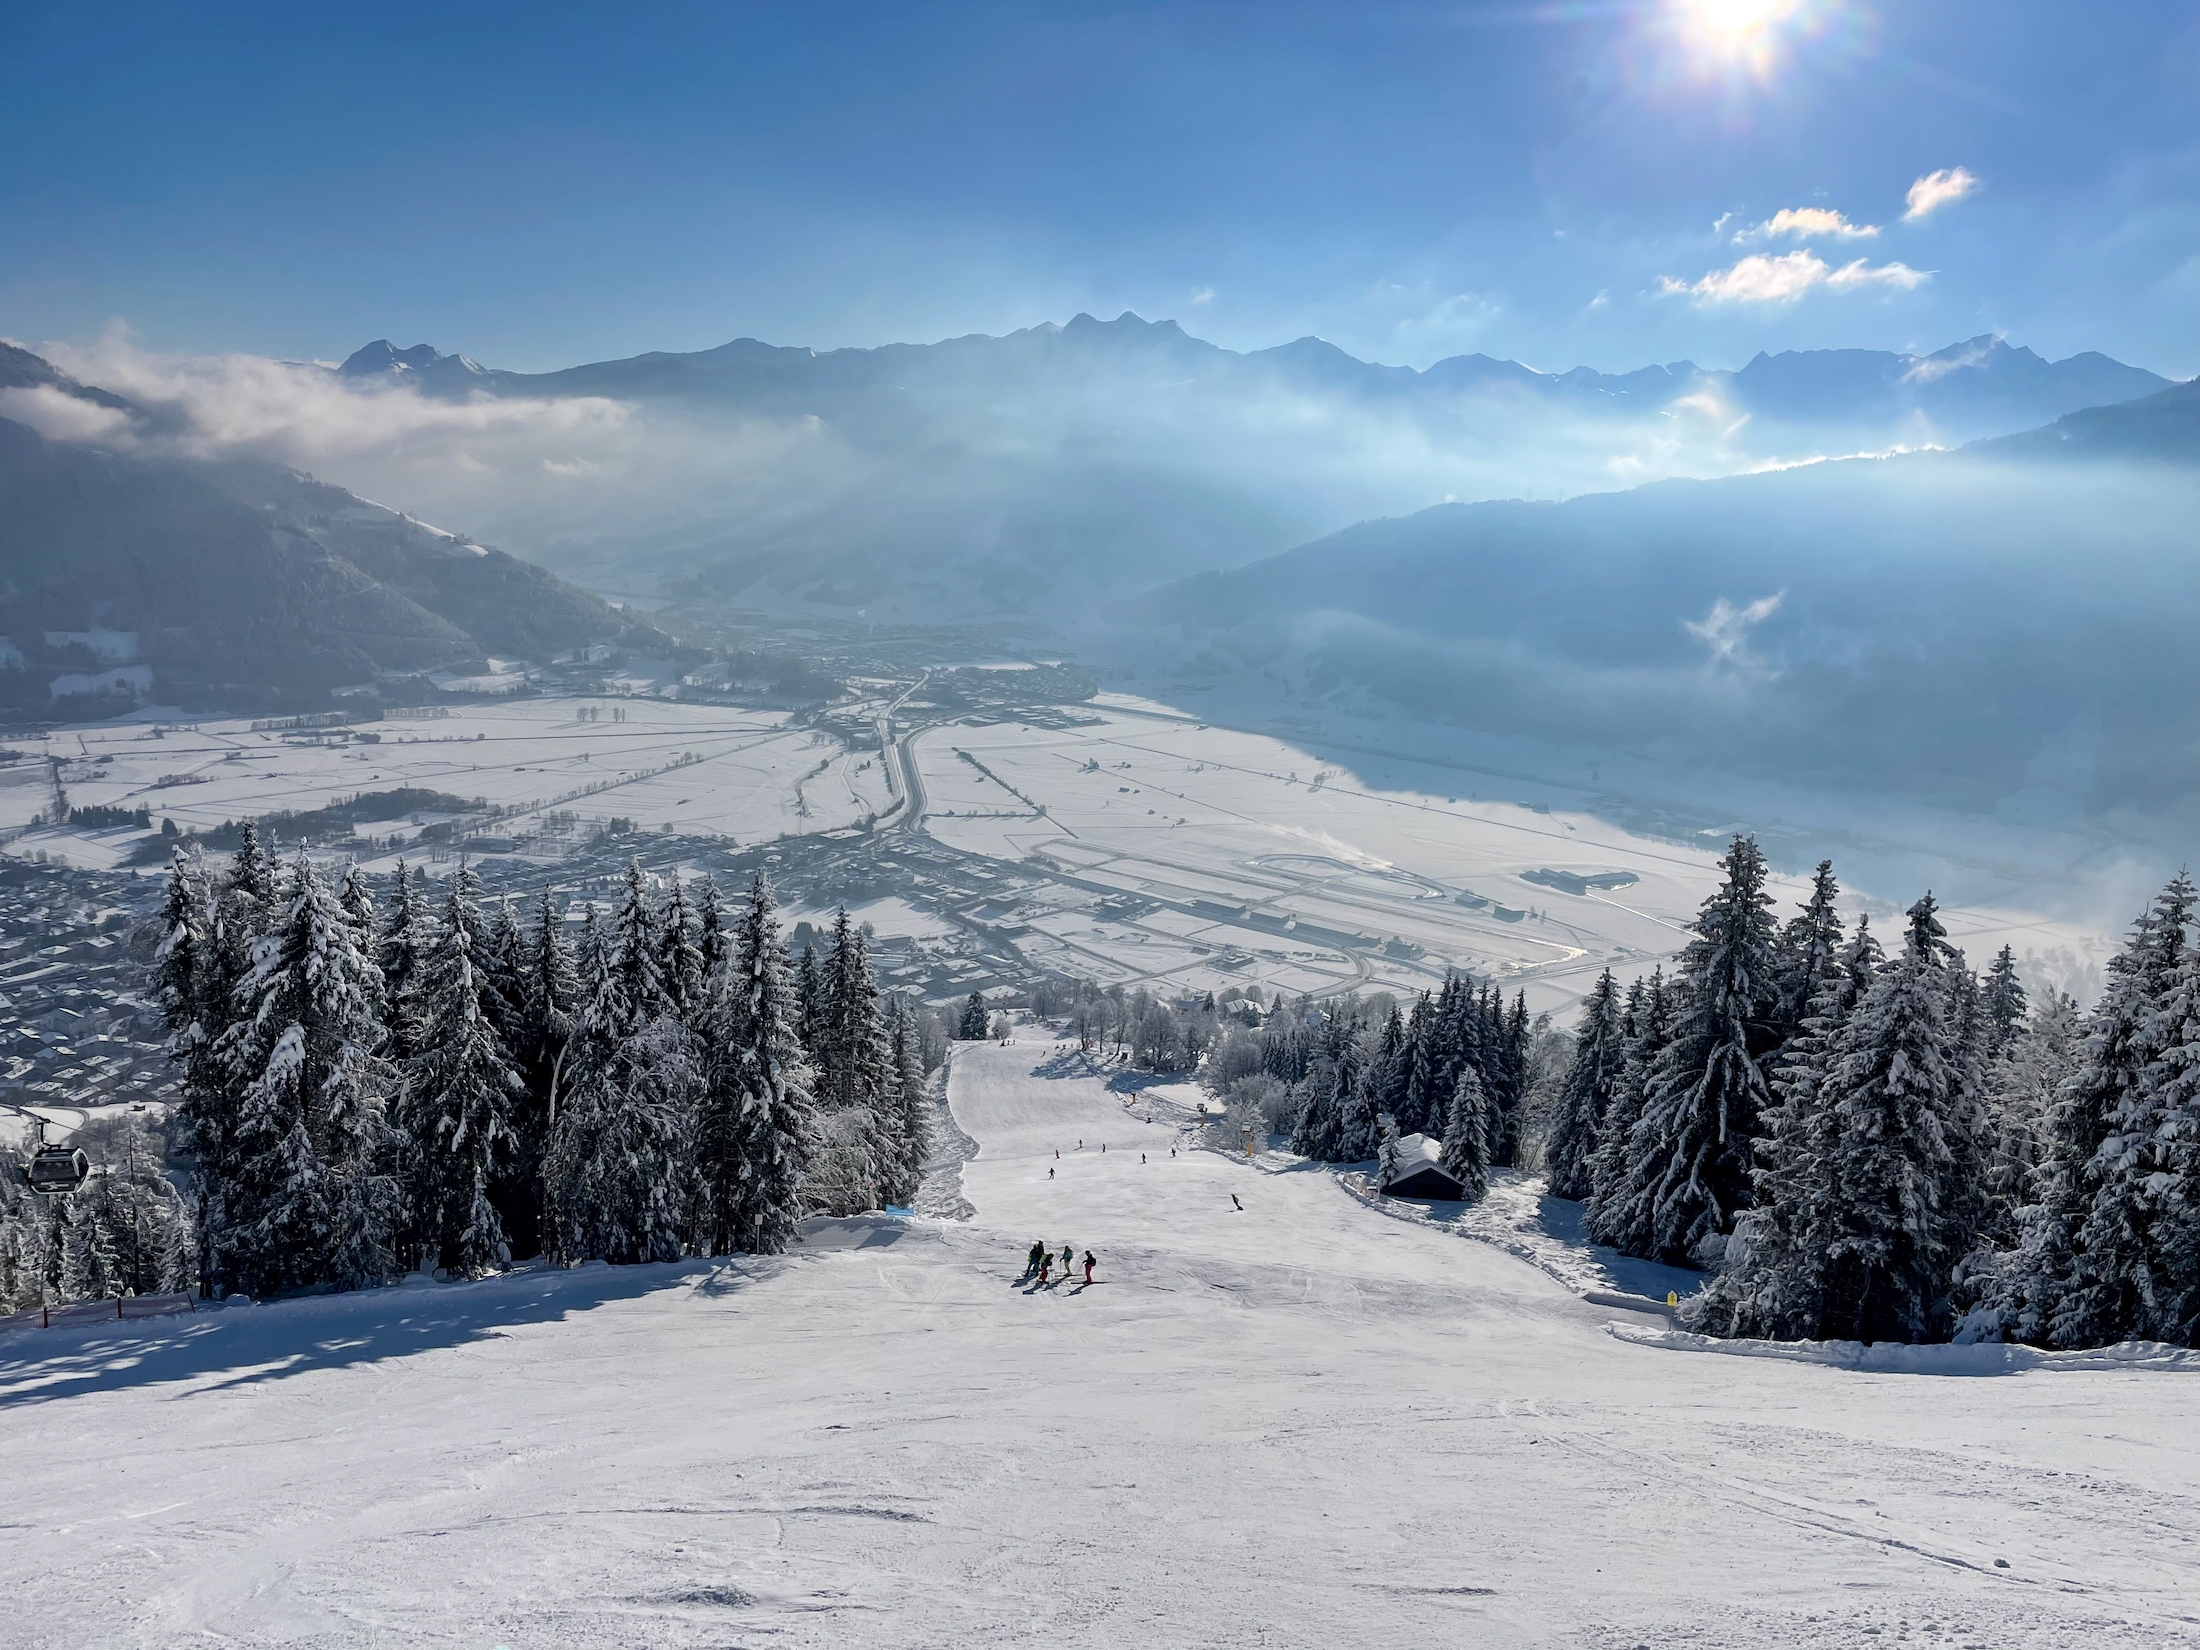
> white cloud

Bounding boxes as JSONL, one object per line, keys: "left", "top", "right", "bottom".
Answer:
{"left": 39, "top": 327, "right": 632, "bottom": 469}
{"left": 1380, "top": 287, "right": 1500, "bottom": 358}
{"left": 1661, "top": 250, "right": 1930, "bottom": 304}
{"left": 1188, "top": 286, "right": 1215, "bottom": 307}
{"left": 1902, "top": 335, "right": 1999, "bottom": 384}
{"left": 1903, "top": 166, "right": 1979, "bottom": 221}
{"left": 0, "top": 384, "right": 136, "bottom": 444}
{"left": 1825, "top": 258, "right": 1930, "bottom": 292}
{"left": 1685, "top": 592, "right": 1784, "bottom": 674}
{"left": 1734, "top": 206, "right": 1880, "bottom": 243}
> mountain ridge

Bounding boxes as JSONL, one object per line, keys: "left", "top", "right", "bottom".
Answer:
{"left": 335, "top": 317, "right": 2172, "bottom": 434}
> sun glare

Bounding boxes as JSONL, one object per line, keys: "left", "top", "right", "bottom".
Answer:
{"left": 1679, "top": 0, "right": 1809, "bottom": 75}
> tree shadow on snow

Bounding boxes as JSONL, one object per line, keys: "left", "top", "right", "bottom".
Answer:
{"left": 1030, "top": 1049, "right": 1108, "bottom": 1081}
{"left": 0, "top": 1256, "right": 777, "bottom": 1411}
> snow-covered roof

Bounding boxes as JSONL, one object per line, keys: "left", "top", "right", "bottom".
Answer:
{"left": 1382, "top": 1135, "right": 1462, "bottom": 1198}
{"left": 1394, "top": 1132, "right": 1442, "bottom": 1166}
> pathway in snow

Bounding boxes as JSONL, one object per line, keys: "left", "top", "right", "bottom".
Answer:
{"left": 2, "top": 1041, "right": 2197, "bottom": 1648}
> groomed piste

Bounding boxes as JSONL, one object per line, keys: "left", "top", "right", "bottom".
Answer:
{"left": 3, "top": 1038, "right": 2194, "bottom": 1647}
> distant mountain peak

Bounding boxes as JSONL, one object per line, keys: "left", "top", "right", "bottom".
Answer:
{"left": 338, "top": 340, "right": 487, "bottom": 382}
{"left": 1062, "top": 310, "right": 1184, "bottom": 337}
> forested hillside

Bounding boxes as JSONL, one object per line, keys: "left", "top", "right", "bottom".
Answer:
{"left": 0, "top": 347, "right": 664, "bottom": 721}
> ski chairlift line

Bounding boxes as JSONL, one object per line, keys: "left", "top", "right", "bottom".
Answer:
{"left": 3, "top": 1100, "right": 103, "bottom": 1197}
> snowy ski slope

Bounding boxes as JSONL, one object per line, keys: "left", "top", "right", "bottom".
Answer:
{"left": 2, "top": 1040, "right": 2194, "bottom": 1647}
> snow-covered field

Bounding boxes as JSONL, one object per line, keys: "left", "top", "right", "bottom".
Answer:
{"left": 4, "top": 700, "right": 892, "bottom": 869}
{"left": 3, "top": 690, "right": 2117, "bottom": 1015}
{"left": 5, "top": 1041, "right": 2195, "bottom": 1648}
{"left": 913, "top": 702, "right": 2105, "bottom": 1013}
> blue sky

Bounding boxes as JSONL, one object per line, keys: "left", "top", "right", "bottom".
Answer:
{"left": 5, "top": 1, "right": 2196, "bottom": 375}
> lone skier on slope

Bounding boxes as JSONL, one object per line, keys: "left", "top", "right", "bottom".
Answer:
{"left": 1231, "top": 1193, "right": 1243, "bottom": 1211}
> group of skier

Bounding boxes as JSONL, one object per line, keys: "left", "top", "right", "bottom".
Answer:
{"left": 1022, "top": 1239, "right": 1096, "bottom": 1288}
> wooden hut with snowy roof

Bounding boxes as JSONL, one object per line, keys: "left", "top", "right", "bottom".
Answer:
{"left": 1379, "top": 1132, "right": 1464, "bottom": 1200}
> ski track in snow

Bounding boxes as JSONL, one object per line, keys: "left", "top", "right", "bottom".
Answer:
{"left": 5, "top": 1040, "right": 2199, "bottom": 1647}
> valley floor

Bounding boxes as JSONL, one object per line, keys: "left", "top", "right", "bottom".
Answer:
{"left": 4, "top": 1042, "right": 2197, "bottom": 1647}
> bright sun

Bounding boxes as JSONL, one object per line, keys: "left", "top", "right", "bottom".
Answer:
{"left": 1682, "top": 0, "right": 1806, "bottom": 67}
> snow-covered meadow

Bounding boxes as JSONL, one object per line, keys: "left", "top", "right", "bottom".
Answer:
{"left": 4, "top": 689, "right": 2115, "bottom": 1017}
{"left": 3, "top": 1040, "right": 2193, "bottom": 1648}
{"left": 4, "top": 699, "right": 893, "bottom": 870}
{"left": 912, "top": 702, "right": 2104, "bottom": 1013}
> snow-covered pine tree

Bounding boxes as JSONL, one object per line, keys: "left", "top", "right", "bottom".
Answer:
{"left": 2066, "top": 898, "right": 2200, "bottom": 1346}
{"left": 550, "top": 1016, "right": 700, "bottom": 1265}
{"left": 1804, "top": 893, "right": 1974, "bottom": 1343}
{"left": 958, "top": 990, "right": 989, "bottom": 1041}
{"left": 1981, "top": 945, "right": 2027, "bottom": 1063}
{"left": 1584, "top": 968, "right": 1667, "bottom": 1251}
{"left": 547, "top": 866, "right": 697, "bottom": 1265}
{"left": 408, "top": 869, "right": 524, "bottom": 1276}
{"left": 1545, "top": 969, "right": 1624, "bottom": 1201}
{"left": 1993, "top": 876, "right": 2193, "bottom": 1347}
{"left": 605, "top": 860, "right": 672, "bottom": 1027}
{"left": 225, "top": 820, "right": 278, "bottom": 921}
{"left": 157, "top": 844, "right": 230, "bottom": 1295}
{"left": 1370, "top": 1005, "right": 1412, "bottom": 1134}
{"left": 478, "top": 894, "right": 527, "bottom": 1047}
{"left": 220, "top": 853, "right": 404, "bottom": 1296}
{"left": 1284, "top": 1020, "right": 1346, "bottom": 1161}
{"left": 103, "top": 1110, "right": 187, "bottom": 1298}
{"left": 1977, "top": 989, "right": 2081, "bottom": 1248}
{"left": 1937, "top": 942, "right": 1997, "bottom": 1291}
{"left": 881, "top": 997, "right": 934, "bottom": 1208}
{"left": 1690, "top": 918, "right": 1880, "bottom": 1340}
{"left": 1490, "top": 991, "right": 1531, "bottom": 1167}
{"left": 1439, "top": 1065, "right": 1492, "bottom": 1202}
{"left": 377, "top": 860, "right": 430, "bottom": 1067}
{"left": 810, "top": 911, "right": 899, "bottom": 1210}
{"left": 1376, "top": 1113, "right": 1403, "bottom": 1192}
{"left": 1773, "top": 860, "right": 1845, "bottom": 1046}
{"left": 1403, "top": 979, "right": 1462, "bottom": 1145}
{"left": 157, "top": 1190, "right": 198, "bottom": 1295}
{"left": 697, "top": 875, "right": 817, "bottom": 1255}
{"left": 1335, "top": 1029, "right": 1385, "bottom": 1164}
{"left": 514, "top": 888, "right": 577, "bottom": 1102}
{"left": 818, "top": 911, "right": 881, "bottom": 1110}
{"left": 2131, "top": 946, "right": 2200, "bottom": 1344}
{"left": 0, "top": 1174, "right": 37, "bottom": 1314}
{"left": 696, "top": 874, "right": 727, "bottom": 979}
{"left": 797, "top": 945, "right": 824, "bottom": 1051}
{"left": 497, "top": 886, "right": 576, "bottom": 1260}
{"left": 1447, "top": 982, "right": 1492, "bottom": 1131}
{"left": 1600, "top": 836, "right": 1780, "bottom": 1265}
{"left": 60, "top": 1186, "right": 121, "bottom": 1301}
{"left": 175, "top": 823, "right": 283, "bottom": 1298}
{"left": 658, "top": 874, "right": 707, "bottom": 1027}
{"left": 1400, "top": 992, "right": 1442, "bottom": 1138}
{"left": 338, "top": 863, "right": 377, "bottom": 953}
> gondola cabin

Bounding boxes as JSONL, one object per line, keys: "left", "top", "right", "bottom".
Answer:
{"left": 22, "top": 1144, "right": 92, "bottom": 1196}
